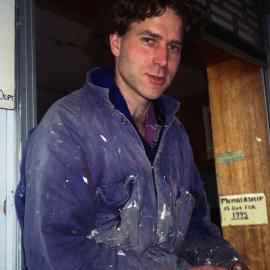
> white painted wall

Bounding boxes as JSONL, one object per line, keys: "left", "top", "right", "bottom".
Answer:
{"left": 0, "top": 1, "right": 15, "bottom": 110}
{"left": 0, "top": 0, "right": 22, "bottom": 269}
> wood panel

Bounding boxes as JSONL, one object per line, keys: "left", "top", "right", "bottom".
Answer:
{"left": 207, "top": 58, "right": 270, "bottom": 269}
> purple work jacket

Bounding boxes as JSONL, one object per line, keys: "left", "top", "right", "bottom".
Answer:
{"left": 15, "top": 69, "right": 242, "bottom": 269}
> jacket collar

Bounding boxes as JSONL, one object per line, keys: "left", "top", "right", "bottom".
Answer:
{"left": 85, "top": 67, "right": 180, "bottom": 124}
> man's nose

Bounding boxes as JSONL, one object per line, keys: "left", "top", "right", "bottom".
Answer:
{"left": 153, "top": 46, "right": 168, "bottom": 67}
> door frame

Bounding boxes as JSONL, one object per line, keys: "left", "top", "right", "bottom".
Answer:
{"left": 0, "top": 0, "right": 36, "bottom": 269}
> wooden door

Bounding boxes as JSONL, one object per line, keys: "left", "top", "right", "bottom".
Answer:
{"left": 207, "top": 58, "right": 270, "bottom": 269}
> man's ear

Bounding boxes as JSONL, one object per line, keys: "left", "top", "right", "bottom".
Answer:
{"left": 109, "top": 32, "right": 121, "bottom": 57}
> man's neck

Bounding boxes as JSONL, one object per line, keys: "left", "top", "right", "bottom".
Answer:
{"left": 132, "top": 103, "right": 151, "bottom": 138}
{"left": 120, "top": 90, "right": 152, "bottom": 138}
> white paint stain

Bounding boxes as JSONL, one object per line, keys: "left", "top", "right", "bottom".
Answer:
{"left": 126, "top": 200, "right": 138, "bottom": 209}
{"left": 161, "top": 204, "right": 167, "bottom": 220}
{"left": 158, "top": 231, "right": 165, "bottom": 243}
{"left": 256, "top": 137, "right": 262, "bottom": 142}
{"left": 100, "top": 135, "right": 107, "bottom": 142}
{"left": 117, "top": 250, "right": 126, "bottom": 256}
{"left": 83, "top": 177, "right": 88, "bottom": 184}
{"left": 87, "top": 229, "right": 99, "bottom": 239}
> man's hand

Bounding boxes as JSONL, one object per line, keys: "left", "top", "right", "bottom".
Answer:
{"left": 164, "top": 262, "right": 249, "bottom": 270}
{"left": 190, "top": 262, "right": 249, "bottom": 270}
{"left": 164, "top": 266, "right": 227, "bottom": 270}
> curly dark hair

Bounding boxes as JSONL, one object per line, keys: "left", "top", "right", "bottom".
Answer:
{"left": 97, "top": 0, "right": 192, "bottom": 46}
{"left": 93, "top": 0, "right": 199, "bottom": 63}
{"left": 107, "top": 0, "right": 191, "bottom": 37}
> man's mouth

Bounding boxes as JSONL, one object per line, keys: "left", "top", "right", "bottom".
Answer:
{"left": 147, "top": 74, "right": 166, "bottom": 85}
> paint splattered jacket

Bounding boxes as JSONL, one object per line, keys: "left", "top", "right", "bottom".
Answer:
{"left": 15, "top": 69, "right": 242, "bottom": 270}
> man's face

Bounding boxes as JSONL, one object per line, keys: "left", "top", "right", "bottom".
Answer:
{"left": 110, "top": 7, "right": 184, "bottom": 104}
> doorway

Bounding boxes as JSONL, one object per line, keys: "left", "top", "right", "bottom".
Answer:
{"left": 35, "top": 1, "right": 270, "bottom": 269}
{"left": 35, "top": 0, "right": 221, "bottom": 226}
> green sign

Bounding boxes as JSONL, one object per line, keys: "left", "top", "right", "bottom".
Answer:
{"left": 217, "top": 151, "right": 245, "bottom": 164}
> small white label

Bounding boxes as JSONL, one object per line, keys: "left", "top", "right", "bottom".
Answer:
{"left": 220, "top": 193, "right": 268, "bottom": 226}
{"left": 0, "top": 1, "right": 15, "bottom": 110}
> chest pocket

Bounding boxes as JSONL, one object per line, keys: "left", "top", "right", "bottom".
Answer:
{"left": 96, "top": 181, "right": 130, "bottom": 213}
{"left": 174, "top": 186, "right": 195, "bottom": 250}
{"left": 97, "top": 182, "right": 128, "bottom": 203}
{"left": 96, "top": 174, "right": 138, "bottom": 211}
{"left": 89, "top": 175, "right": 140, "bottom": 250}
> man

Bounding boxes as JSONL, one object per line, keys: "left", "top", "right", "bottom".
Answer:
{"left": 15, "top": 0, "right": 248, "bottom": 269}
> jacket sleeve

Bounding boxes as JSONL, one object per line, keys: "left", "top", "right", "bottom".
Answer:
{"left": 181, "top": 157, "right": 243, "bottom": 268}
{"left": 21, "top": 102, "right": 166, "bottom": 270}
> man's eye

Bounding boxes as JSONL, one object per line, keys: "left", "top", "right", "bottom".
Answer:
{"left": 168, "top": 44, "right": 182, "bottom": 54}
{"left": 142, "top": 37, "right": 155, "bottom": 46}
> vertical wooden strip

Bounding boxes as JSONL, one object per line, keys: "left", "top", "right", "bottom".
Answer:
{"left": 207, "top": 58, "right": 270, "bottom": 269}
